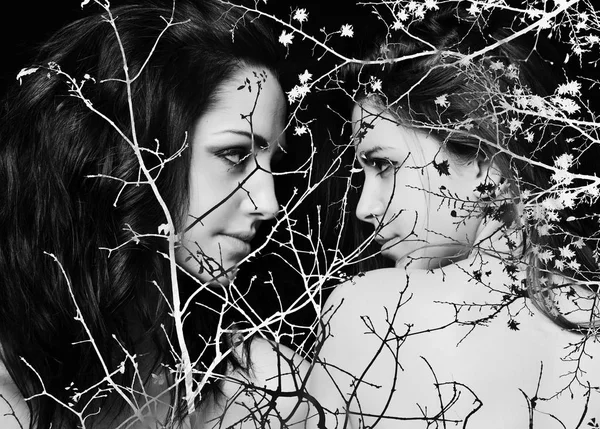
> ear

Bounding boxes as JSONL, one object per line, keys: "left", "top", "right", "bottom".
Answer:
{"left": 473, "top": 154, "right": 503, "bottom": 197}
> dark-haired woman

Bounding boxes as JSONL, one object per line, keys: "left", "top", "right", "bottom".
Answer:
{"left": 309, "top": 6, "right": 600, "bottom": 429}
{"left": 0, "top": 1, "right": 307, "bottom": 428}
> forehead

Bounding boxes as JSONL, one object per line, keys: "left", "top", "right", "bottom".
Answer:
{"left": 207, "top": 65, "right": 287, "bottom": 143}
{"left": 351, "top": 102, "right": 442, "bottom": 156}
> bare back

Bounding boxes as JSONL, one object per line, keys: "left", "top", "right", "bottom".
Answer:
{"left": 308, "top": 259, "right": 600, "bottom": 429}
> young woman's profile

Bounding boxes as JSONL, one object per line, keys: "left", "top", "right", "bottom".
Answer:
{"left": 0, "top": 1, "right": 307, "bottom": 428}
{"left": 308, "top": 5, "right": 600, "bottom": 429}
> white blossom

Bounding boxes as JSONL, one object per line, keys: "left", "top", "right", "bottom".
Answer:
{"left": 298, "top": 70, "right": 312, "bottom": 85}
{"left": 340, "top": 24, "right": 354, "bottom": 38}
{"left": 587, "top": 35, "right": 600, "bottom": 45}
{"left": 287, "top": 84, "right": 310, "bottom": 104}
{"left": 508, "top": 118, "right": 522, "bottom": 132}
{"left": 294, "top": 125, "right": 308, "bottom": 136}
{"left": 554, "top": 153, "right": 574, "bottom": 170}
{"left": 559, "top": 245, "right": 575, "bottom": 259}
{"left": 397, "top": 9, "right": 409, "bottom": 21}
{"left": 490, "top": 60, "right": 504, "bottom": 71}
{"left": 538, "top": 249, "right": 554, "bottom": 263}
{"left": 279, "top": 30, "right": 294, "bottom": 47}
{"left": 424, "top": 0, "right": 439, "bottom": 10}
{"left": 293, "top": 8, "right": 308, "bottom": 23}
{"left": 525, "top": 132, "right": 534, "bottom": 143}
{"left": 414, "top": 5, "right": 426, "bottom": 19}
{"left": 467, "top": 2, "right": 480, "bottom": 16}
{"left": 370, "top": 78, "right": 382, "bottom": 92}
{"left": 434, "top": 94, "right": 450, "bottom": 108}
{"left": 567, "top": 260, "right": 581, "bottom": 271}
{"left": 558, "top": 191, "right": 576, "bottom": 208}
{"left": 407, "top": 1, "right": 419, "bottom": 11}
{"left": 551, "top": 170, "right": 574, "bottom": 186}
{"left": 552, "top": 96, "right": 580, "bottom": 115}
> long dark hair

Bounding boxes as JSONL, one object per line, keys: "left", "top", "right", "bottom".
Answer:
{"left": 0, "top": 1, "right": 280, "bottom": 427}
{"left": 342, "top": 6, "right": 600, "bottom": 332}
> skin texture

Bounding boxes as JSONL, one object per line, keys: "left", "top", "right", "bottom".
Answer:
{"left": 352, "top": 102, "right": 490, "bottom": 269}
{"left": 176, "top": 66, "right": 286, "bottom": 284}
{"left": 308, "top": 262, "right": 600, "bottom": 429}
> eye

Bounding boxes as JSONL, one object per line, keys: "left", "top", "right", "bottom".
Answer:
{"left": 363, "top": 156, "right": 395, "bottom": 175}
{"left": 217, "top": 147, "right": 251, "bottom": 167}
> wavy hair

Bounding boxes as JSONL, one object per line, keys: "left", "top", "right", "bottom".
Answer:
{"left": 0, "top": 1, "right": 280, "bottom": 427}
{"left": 342, "top": 6, "right": 600, "bottom": 332}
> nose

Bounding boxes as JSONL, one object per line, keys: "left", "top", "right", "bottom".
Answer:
{"left": 355, "top": 177, "right": 385, "bottom": 225}
{"left": 242, "top": 164, "right": 279, "bottom": 220}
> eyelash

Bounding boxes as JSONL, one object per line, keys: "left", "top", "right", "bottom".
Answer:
{"left": 363, "top": 157, "right": 396, "bottom": 175}
{"left": 217, "top": 147, "right": 251, "bottom": 168}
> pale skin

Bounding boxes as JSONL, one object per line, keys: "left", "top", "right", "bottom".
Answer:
{"left": 0, "top": 66, "right": 309, "bottom": 428}
{"left": 306, "top": 103, "right": 600, "bottom": 428}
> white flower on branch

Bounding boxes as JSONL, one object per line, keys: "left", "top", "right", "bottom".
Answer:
{"left": 340, "top": 24, "right": 354, "bottom": 38}
{"left": 558, "top": 191, "right": 576, "bottom": 208}
{"left": 434, "top": 94, "right": 450, "bottom": 108}
{"left": 370, "top": 78, "right": 382, "bottom": 93}
{"left": 467, "top": 2, "right": 480, "bottom": 16}
{"left": 397, "top": 9, "right": 409, "bottom": 21}
{"left": 424, "top": 0, "right": 439, "bottom": 11}
{"left": 542, "top": 197, "right": 563, "bottom": 211}
{"left": 554, "top": 153, "right": 574, "bottom": 171}
{"left": 537, "top": 248, "right": 554, "bottom": 263}
{"left": 568, "top": 259, "right": 581, "bottom": 271}
{"left": 559, "top": 245, "right": 576, "bottom": 260}
{"left": 293, "top": 8, "right": 308, "bottom": 23}
{"left": 490, "top": 60, "right": 504, "bottom": 71}
{"left": 279, "top": 30, "right": 294, "bottom": 47}
{"left": 552, "top": 96, "right": 580, "bottom": 114}
{"left": 551, "top": 170, "right": 574, "bottom": 186}
{"left": 298, "top": 69, "right": 312, "bottom": 85}
{"left": 287, "top": 84, "right": 309, "bottom": 104}
{"left": 525, "top": 132, "right": 534, "bottom": 143}
{"left": 294, "top": 125, "right": 308, "bottom": 136}
{"left": 587, "top": 35, "right": 600, "bottom": 45}
{"left": 508, "top": 118, "right": 522, "bottom": 132}
{"left": 506, "top": 64, "right": 519, "bottom": 80}
{"left": 573, "top": 237, "right": 585, "bottom": 249}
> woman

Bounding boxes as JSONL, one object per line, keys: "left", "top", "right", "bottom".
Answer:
{"left": 308, "top": 5, "right": 600, "bottom": 429}
{"left": 0, "top": 1, "right": 308, "bottom": 428}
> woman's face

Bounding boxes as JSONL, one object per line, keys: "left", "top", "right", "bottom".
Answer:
{"left": 177, "top": 66, "right": 286, "bottom": 283}
{"left": 352, "top": 102, "right": 486, "bottom": 269}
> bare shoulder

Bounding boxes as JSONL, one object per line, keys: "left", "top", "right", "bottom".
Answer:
{"left": 322, "top": 266, "right": 464, "bottom": 328}
{"left": 244, "top": 337, "right": 309, "bottom": 396}
{"left": 0, "top": 360, "right": 30, "bottom": 429}
{"left": 200, "top": 338, "right": 309, "bottom": 428}
{"left": 314, "top": 265, "right": 600, "bottom": 428}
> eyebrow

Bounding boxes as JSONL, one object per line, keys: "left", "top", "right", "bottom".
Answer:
{"left": 358, "top": 145, "right": 392, "bottom": 159}
{"left": 220, "top": 130, "right": 287, "bottom": 151}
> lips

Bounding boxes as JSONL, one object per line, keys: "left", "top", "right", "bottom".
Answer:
{"left": 223, "top": 231, "right": 255, "bottom": 243}
{"left": 219, "top": 232, "right": 255, "bottom": 256}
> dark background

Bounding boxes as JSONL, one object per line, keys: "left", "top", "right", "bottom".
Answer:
{"left": 0, "top": 0, "right": 365, "bottom": 97}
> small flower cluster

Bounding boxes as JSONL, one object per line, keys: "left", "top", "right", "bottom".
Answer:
{"left": 287, "top": 69, "right": 313, "bottom": 104}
